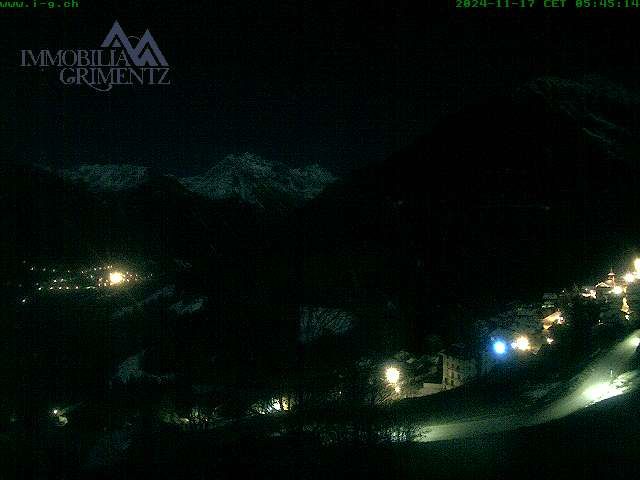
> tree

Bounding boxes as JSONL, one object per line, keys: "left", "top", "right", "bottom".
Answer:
{"left": 563, "top": 294, "right": 599, "bottom": 358}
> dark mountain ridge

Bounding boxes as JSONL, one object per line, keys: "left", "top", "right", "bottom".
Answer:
{"left": 293, "top": 75, "right": 640, "bottom": 345}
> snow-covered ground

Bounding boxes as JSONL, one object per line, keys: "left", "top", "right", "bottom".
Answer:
{"left": 114, "top": 351, "right": 174, "bottom": 385}
{"left": 414, "top": 330, "right": 640, "bottom": 442}
{"left": 170, "top": 297, "right": 207, "bottom": 315}
{"left": 112, "top": 285, "right": 175, "bottom": 319}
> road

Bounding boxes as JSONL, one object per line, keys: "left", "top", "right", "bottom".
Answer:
{"left": 415, "top": 330, "right": 640, "bottom": 442}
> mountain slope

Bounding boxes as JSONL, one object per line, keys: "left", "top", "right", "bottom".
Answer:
{"left": 0, "top": 162, "right": 260, "bottom": 264}
{"left": 179, "top": 153, "right": 336, "bottom": 208}
{"left": 60, "top": 153, "right": 336, "bottom": 209}
{"left": 293, "top": 75, "right": 640, "bottom": 346}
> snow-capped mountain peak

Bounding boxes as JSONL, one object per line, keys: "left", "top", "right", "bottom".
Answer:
{"left": 178, "top": 153, "right": 336, "bottom": 206}
{"left": 62, "top": 164, "right": 149, "bottom": 192}
{"left": 60, "top": 153, "right": 336, "bottom": 208}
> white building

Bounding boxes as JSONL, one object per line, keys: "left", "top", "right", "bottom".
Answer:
{"left": 441, "top": 344, "right": 493, "bottom": 390}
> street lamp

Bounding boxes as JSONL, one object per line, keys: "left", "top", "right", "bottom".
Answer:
{"left": 385, "top": 367, "right": 400, "bottom": 385}
{"left": 492, "top": 340, "right": 507, "bottom": 355}
{"left": 513, "top": 336, "right": 530, "bottom": 351}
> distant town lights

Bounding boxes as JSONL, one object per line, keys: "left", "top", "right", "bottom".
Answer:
{"left": 634, "top": 258, "right": 640, "bottom": 274}
{"left": 624, "top": 272, "right": 636, "bottom": 284}
{"left": 109, "top": 271, "right": 124, "bottom": 285}
{"left": 612, "top": 286, "right": 624, "bottom": 295}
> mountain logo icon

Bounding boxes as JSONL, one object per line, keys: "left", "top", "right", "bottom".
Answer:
{"left": 101, "top": 20, "right": 168, "bottom": 67}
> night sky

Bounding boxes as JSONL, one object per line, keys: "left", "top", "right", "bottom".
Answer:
{"left": 2, "top": 1, "right": 640, "bottom": 175}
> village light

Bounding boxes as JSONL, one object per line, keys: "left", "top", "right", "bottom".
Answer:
{"left": 514, "top": 336, "right": 530, "bottom": 351}
{"left": 634, "top": 258, "right": 640, "bottom": 274}
{"left": 385, "top": 367, "right": 400, "bottom": 384}
{"left": 271, "top": 397, "right": 289, "bottom": 411}
{"left": 109, "top": 271, "right": 124, "bottom": 285}
{"left": 612, "top": 286, "right": 624, "bottom": 295}
{"left": 624, "top": 272, "right": 635, "bottom": 284}
{"left": 493, "top": 340, "right": 507, "bottom": 355}
{"left": 50, "top": 408, "right": 68, "bottom": 426}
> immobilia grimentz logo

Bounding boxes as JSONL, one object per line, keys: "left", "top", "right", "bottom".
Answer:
{"left": 20, "top": 21, "right": 170, "bottom": 91}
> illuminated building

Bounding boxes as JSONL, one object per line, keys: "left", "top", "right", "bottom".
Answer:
{"left": 441, "top": 344, "right": 493, "bottom": 391}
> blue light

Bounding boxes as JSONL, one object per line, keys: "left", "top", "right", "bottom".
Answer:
{"left": 493, "top": 340, "right": 507, "bottom": 355}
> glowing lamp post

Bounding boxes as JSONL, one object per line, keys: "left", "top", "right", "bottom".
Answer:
{"left": 109, "top": 271, "right": 124, "bottom": 285}
{"left": 492, "top": 340, "right": 507, "bottom": 355}
{"left": 384, "top": 366, "right": 401, "bottom": 396}
{"left": 512, "top": 336, "right": 530, "bottom": 351}
{"left": 51, "top": 408, "right": 68, "bottom": 426}
{"left": 385, "top": 367, "right": 400, "bottom": 385}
